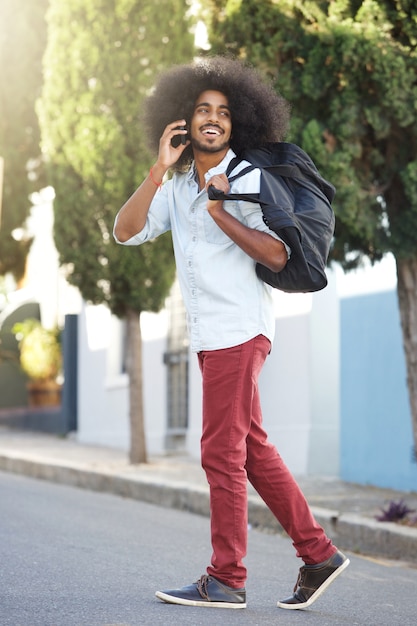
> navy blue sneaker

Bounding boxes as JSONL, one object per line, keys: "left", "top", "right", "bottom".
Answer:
{"left": 155, "top": 574, "right": 247, "bottom": 609}
{"left": 277, "top": 550, "right": 350, "bottom": 610}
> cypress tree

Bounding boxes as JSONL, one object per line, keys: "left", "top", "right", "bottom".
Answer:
{"left": 39, "top": 0, "right": 195, "bottom": 462}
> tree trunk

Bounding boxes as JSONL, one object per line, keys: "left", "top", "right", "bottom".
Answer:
{"left": 125, "top": 307, "right": 147, "bottom": 464}
{"left": 396, "top": 257, "right": 417, "bottom": 461}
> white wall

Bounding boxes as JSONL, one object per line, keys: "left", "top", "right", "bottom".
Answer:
{"left": 258, "top": 274, "right": 340, "bottom": 476}
{"left": 77, "top": 303, "right": 169, "bottom": 455}
{"left": 141, "top": 310, "right": 169, "bottom": 454}
{"left": 260, "top": 310, "right": 313, "bottom": 475}
{"left": 77, "top": 303, "right": 129, "bottom": 449}
{"left": 308, "top": 272, "right": 340, "bottom": 474}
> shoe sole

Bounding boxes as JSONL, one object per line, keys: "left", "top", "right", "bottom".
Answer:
{"left": 155, "top": 590, "right": 247, "bottom": 609}
{"left": 277, "top": 557, "right": 350, "bottom": 610}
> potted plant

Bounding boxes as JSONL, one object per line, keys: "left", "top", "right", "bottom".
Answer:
{"left": 12, "top": 318, "right": 63, "bottom": 407}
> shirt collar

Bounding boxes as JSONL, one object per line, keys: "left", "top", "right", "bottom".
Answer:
{"left": 186, "top": 149, "right": 237, "bottom": 184}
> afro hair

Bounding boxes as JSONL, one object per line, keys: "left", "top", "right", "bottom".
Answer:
{"left": 143, "top": 56, "right": 291, "bottom": 171}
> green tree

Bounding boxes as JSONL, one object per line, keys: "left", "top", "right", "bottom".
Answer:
{"left": 207, "top": 0, "right": 417, "bottom": 453}
{"left": 39, "top": 0, "right": 195, "bottom": 462}
{"left": 0, "top": 0, "right": 48, "bottom": 281}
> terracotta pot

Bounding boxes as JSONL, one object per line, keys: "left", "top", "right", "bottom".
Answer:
{"left": 27, "top": 380, "right": 62, "bottom": 407}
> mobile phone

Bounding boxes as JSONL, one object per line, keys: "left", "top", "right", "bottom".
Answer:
{"left": 171, "top": 125, "right": 187, "bottom": 147}
{"left": 180, "top": 126, "right": 187, "bottom": 145}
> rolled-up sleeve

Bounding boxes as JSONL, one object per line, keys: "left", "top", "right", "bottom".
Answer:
{"left": 113, "top": 182, "right": 172, "bottom": 246}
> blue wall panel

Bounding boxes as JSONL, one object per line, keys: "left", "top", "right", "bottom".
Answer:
{"left": 341, "top": 290, "right": 417, "bottom": 491}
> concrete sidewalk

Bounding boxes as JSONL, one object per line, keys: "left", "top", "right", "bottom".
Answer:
{"left": 1, "top": 427, "right": 417, "bottom": 565}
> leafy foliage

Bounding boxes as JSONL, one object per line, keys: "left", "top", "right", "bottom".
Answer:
{"left": 0, "top": 0, "right": 48, "bottom": 280}
{"left": 12, "top": 318, "right": 62, "bottom": 382}
{"left": 38, "top": 0, "right": 195, "bottom": 318}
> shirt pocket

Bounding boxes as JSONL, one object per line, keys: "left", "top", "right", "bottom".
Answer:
{"left": 202, "top": 201, "right": 243, "bottom": 244}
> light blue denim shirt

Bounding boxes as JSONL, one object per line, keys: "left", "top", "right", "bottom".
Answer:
{"left": 114, "top": 149, "right": 286, "bottom": 352}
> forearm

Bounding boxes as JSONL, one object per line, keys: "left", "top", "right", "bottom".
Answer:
{"left": 114, "top": 164, "right": 167, "bottom": 242}
{"left": 208, "top": 203, "right": 288, "bottom": 273}
{"left": 115, "top": 119, "right": 189, "bottom": 242}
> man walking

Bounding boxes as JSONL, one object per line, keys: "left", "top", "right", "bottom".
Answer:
{"left": 114, "top": 56, "right": 349, "bottom": 610}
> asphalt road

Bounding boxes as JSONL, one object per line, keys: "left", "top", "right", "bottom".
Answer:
{"left": 1, "top": 470, "right": 416, "bottom": 626}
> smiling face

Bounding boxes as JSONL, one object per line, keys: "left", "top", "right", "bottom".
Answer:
{"left": 190, "top": 90, "right": 232, "bottom": 155}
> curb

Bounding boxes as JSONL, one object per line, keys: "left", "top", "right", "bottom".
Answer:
{"left": 1, "top": 452, "right": 417, "bottom": 565}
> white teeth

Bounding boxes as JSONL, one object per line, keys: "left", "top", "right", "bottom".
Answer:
{"left": 202, "top": 128, "right": 220, "bottom": 136}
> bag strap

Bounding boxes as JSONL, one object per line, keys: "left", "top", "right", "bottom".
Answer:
{"left": 225, "top": 156, "right": 243, "bottom": 177}
{"left": 207, "top": 186, "right": 261, "bottom": 203}
{"left": 226, "top": 159, "right": 256, "bottom": 182}
{"left": 207, "top": 157, "right": 259, "bottom": 202}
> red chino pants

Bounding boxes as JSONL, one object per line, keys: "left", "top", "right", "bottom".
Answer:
{"left": 198, "top": 334, "right": 335, "bottom": 589}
